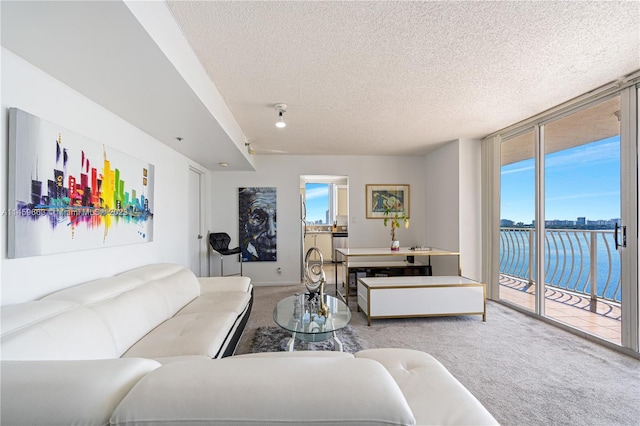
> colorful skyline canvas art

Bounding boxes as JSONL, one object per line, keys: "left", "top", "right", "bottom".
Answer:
{"left": 8, "top": 108, "right": 154, "bottom": 258}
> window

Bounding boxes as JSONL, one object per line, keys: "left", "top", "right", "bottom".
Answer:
{"left": 305, "top": 183, "right": 330, "bottom": 225}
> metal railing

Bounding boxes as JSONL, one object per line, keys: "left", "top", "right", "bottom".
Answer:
{"left": 499, "top": 228, "right": 621, "bottom": 303}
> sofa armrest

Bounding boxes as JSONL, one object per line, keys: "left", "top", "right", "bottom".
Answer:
{"left": 1, "top": 358, "right": 161, "bottom": 425}
{"left": 355, "top": 348, "right": 499, "bottom": 426}
{"left": 198, "top": 276, "right": 252, "bottom": 294}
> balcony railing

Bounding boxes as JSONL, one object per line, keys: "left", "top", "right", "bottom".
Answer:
{"left": 500, "top": 228, "right": 621, "bottom": 304}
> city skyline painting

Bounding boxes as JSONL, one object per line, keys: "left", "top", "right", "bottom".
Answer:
{"left": 8, "top": 108, "right": 154, "bottom": 258}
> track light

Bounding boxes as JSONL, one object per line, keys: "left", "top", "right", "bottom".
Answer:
{"left": 275, "top": 103, "right": 287, "bottom": 128}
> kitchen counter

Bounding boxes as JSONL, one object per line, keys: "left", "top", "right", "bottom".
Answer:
{"left": 304, "top": 228, "right": 348, "bottom": 263}
{"left": 305, "top": 226, "right": 348, "bottom": 234}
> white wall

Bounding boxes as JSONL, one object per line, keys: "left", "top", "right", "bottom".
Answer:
{"left": 1, "top": 49, "right": 203, "bottom": 305}
{"left": 458, "top": 138, "right": 482, "bottom": 281}
{"left": 425, "top": 141, "right": 460, "bottom": 252}
{"left": 424, "top": 139, "right": 482, "bottom": 279}
{"left": 210, "top": 155, "right": 428, "bottom": 285}
{"left": 0, "top": 49, "right": 479, "bottom": 303}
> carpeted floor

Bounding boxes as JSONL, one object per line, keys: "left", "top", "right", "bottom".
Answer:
{"left": 235, "top": 281, "right": 640, "bottom": 426}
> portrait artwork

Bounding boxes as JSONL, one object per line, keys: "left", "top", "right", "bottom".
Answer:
{"left": 239, "top": 187, "right": 277, "bottom": 262}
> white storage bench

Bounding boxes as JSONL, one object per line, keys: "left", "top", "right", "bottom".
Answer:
{"left": 357, "top": 276, "right": 486, "bottom": 325}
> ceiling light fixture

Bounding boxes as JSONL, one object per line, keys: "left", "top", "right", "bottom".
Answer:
{"left": 274, "top": 103, "right": 287, "bottom": 128}
{"left": 245, "top": 142, "right": 256, "bottom": 155}
{"left": 218, "top": 162, "right": 229, "bottom": 167}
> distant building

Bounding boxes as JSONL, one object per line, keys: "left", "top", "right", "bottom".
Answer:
{"left": 545, "top": 219, "right": 576, "bottom": 228}
{"left": 500, "top": 219, "right": 514, "bottom": 227}
{"left": 500, "top": 216, "right": 616, "bottom": 229}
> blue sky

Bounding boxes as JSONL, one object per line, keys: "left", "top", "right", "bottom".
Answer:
{"left": 304, "top": 183, "right": 329, "bottom": 223}
{"left": 501, "top": 136, "right": 620, "bottom": 224}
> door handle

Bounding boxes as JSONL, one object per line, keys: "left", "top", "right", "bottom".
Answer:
{"left": 197, "top": 235, "right": 203, "bottom": 240}
{"left": 614, "top": 224, "right": 627, "bottom": 249}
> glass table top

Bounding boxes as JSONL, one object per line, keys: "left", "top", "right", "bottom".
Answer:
{"left": 273, "top": 293, "right": 351, "bottom": 342}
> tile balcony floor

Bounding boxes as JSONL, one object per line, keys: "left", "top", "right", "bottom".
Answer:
{"left": 499, "top": 274, "right": 622, "bottom": 345}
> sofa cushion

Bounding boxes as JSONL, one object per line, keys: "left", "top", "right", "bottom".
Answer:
{"left": 198, "top": 276, "right": 252, "bottom": 293}
{"left": 1, "top": 300, "right": 118, "bottom": 360}
{"left": 122, "top": 312, "right": 239, "bottom": 359}
{"left": 44, "top": 274, "right": 193, "bottom": 357}
{"left": 110, "top": 357, "right": 416, "bottom": 426}
{"left": 176, "top": 292, "right": 251, "bottom": 316}
{"left": 355, "top": 348, "right": 498, "bottom": 426}
{"left": 1, "top": 358, "right": 160, "bottom": 426}
{"left": 116, "top": 263, "right": 201, "bottom": 315}
{"left": 42, "top": 275, "right": 143, "bottom": 304}
{"left": 83, "top": 284, "right": 183, "bottom": 356}
{"left": 41, "top": 263, "right": 205, "bottom": 356}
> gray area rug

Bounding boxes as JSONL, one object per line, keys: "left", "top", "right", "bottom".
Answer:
{"left": 250, "top": 325, "right": 364, "bottom": 353}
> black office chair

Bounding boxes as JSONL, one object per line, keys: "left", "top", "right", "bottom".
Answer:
{"left": 209, "top": 232, "right": 243, "bottom": 277}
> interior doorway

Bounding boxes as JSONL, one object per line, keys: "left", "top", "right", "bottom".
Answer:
{"left": 299, "top": 175, "right": 349, "bottom": 280}
{"left": 188, "top": 166, "right": 205, "bottom": 276}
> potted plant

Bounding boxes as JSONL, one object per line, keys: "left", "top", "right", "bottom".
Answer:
{"left": 383, "top": 207, "right": 409, "bottom": 251}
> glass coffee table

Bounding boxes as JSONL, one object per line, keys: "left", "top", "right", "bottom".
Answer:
{"left": 273, "top": 293, "right": 351, "bottom": 351}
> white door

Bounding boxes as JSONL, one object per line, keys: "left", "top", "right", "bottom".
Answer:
{"left": 188, "top": 167, "right": 204, "bottom": 276}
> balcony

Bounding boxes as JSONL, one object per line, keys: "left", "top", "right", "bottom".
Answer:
{"left": 500, "top": 228, "right": 621, "bottom": 344}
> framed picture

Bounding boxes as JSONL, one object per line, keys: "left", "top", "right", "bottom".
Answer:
{"left": 239, "top": 187, "right": 277, "bottom": 262}
{"left": 8, "top": 108, "right": 154, "bottom": 258}
{"left": 366, "top": 184, "right": 410, "bottom": 219}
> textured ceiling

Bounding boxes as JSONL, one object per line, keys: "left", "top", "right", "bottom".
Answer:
{"left": 2, "top": 1, "right": 638, "bottom": 167}
{"left": 167, "top": 0, "right": 639, "bottom": 156}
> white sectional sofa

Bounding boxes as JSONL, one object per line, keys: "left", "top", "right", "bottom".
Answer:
{"left": 0, "top": 263, "right": 498, "bottom": 425}
{"left": 1, "top": 263, "right": 253, "bottom": 361}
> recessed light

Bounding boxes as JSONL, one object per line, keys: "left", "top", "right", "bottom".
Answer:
{"left": 218, "top": 162, "right": 229, "bottom": 167}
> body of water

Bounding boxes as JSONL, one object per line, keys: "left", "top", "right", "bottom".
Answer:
{"left": 499, "top": 229, "right": 621, "bottom": 302}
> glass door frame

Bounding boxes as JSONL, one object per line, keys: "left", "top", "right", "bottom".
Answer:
{"left": 492, "top": 85, "right": 639, "bottom": 354}
{"left": 620, "top": 86, "right": 638, "bottom": 351}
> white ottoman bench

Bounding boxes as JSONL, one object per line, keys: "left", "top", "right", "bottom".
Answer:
{"left": 357, "top": 276, "right": 486, "bottom": 325}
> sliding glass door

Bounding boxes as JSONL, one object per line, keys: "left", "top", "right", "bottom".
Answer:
{"left": 542, "top": 96, "right": 622, "bottom": 344}
{"left": 498, "top": 89, "right": 638, "bottom": 350}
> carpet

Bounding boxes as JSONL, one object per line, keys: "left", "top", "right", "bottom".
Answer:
{"left": 250, "top": 325, "right": 364, "bottom": 353}
{"left": 236, "top": 282, "right": 640, "bottom": 425}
